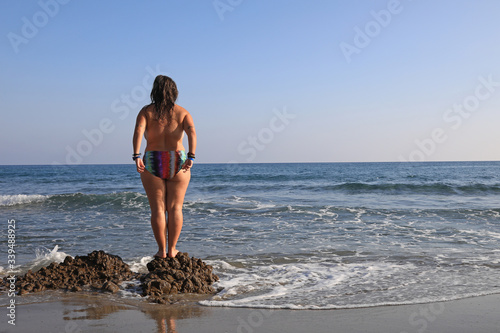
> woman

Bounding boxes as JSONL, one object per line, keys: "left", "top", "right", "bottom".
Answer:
{"left": 132, "top": 75, "right": 196, "bottom": 259}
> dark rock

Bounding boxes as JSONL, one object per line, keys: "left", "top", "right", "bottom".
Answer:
{"left": 63, "top": 256, "right": 74, "bottom": 265}
{"left": 102, "top": 281, "right": 120, "bottom": 293}
{"left": 3, "top": 250, "right": 219, "bottom": 304}
{"left": 140, "top": 252, "right": 219, "bottom": 304}
{"left": 71, "top": 285, "right": 82, "bottom": 292}
{"left": 91, "top": 283, "right": 103, "bottom": 290}
{"left": 5, "top": 251, "right": 135, "bottom": 296}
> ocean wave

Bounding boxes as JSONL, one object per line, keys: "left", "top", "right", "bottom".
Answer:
{"left": 192, "top": 180, "right": 500, "bottom": 196}
{"left": 1, "top": 192, "right": 148, "bottom": 209}
{"left": 306, "top": 182, "right": 500, "bottom": 195}
{"left": 0, "top": 194, "right": 48, "bottom": 206}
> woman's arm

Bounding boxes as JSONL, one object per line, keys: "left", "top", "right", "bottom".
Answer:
{"left": 182, "top": 111, "right": 196, "bottom": 171}
{"left": 133, "top": 108, "right": 147, "bottom": 173}
{"left": 183, "top": 112, "right": 196, "bottom": 155}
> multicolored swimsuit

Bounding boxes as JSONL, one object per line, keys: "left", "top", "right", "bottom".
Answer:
{"left": 143, "top": 150, "right": 187, "bottom": 180}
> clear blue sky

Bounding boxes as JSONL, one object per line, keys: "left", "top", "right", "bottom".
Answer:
{"left": 2, "top": 0, "right": 500, "bottom": 165}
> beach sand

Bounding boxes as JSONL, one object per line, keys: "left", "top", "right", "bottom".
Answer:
{"left": 2, "top": 292, "right": 499, "bottom": 333}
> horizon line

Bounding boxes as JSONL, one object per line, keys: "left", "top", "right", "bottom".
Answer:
{"left": 1, "top": 160, "right": 500, "bottom": 167}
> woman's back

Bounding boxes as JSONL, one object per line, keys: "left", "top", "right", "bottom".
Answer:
{"left": 143, "top": 104, "right": 187, "bottom": 151}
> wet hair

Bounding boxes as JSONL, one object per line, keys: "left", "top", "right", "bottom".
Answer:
{"left": 150, "top": 75, "right": 178, "bottom": 120}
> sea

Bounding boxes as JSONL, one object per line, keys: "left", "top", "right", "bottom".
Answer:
{"left": 1, "top": 161, "right": 500, "bottom": 309}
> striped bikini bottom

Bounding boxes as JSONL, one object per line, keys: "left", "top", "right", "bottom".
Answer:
{"left": 143, "top": 150, "right": 187, "bottom": 180}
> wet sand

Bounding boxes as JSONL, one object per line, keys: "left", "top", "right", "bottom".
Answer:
{"left": 2, "top": 292, "right": 499, "bottom": 333}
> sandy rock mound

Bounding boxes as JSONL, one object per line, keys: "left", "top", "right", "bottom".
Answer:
{"left": 6, "top": 250, "right": 219, "bottom": 303}
{"left": 14, "top": 250, "right": 137, "bottom": 295}
{"left": 141, "top": 252, "right": 219, "bottom": 304}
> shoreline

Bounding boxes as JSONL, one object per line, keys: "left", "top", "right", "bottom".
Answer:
{"left": 2, "top": 292, "right": 499, "bottom": 333}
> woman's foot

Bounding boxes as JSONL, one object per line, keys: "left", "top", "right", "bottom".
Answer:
{"left": 167, "top": 249, "right": 179, "bottom": 258}
{"left": 154, "top": 250, "right": 167, "bottom": 259}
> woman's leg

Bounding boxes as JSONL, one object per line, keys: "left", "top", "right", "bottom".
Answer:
{"left": 165, "top": 169, "right": 191, "bottom": 258}
{"left": 141, "top": 170, "right": 168, "bottom": 258}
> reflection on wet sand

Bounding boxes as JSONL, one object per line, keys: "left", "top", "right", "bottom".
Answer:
{"left": 61, "top": 292, "right": 209, "bottom": 333}
{"left": 62, "top": 299, "right": 131, "bottom": 321}
{"left": 142, "top": 302, "right": 206, "bottom": 333}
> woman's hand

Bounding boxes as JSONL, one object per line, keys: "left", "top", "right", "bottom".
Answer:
{"left": 182, "top": 159, "right": 193, "bottom": 172}
{"left": 136, "top": 158, "right": 145, "bottom": 173}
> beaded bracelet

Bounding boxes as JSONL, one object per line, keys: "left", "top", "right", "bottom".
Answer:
{"left": 187, "top": 152, "right": 195, "bottom": 159}
{"left": 132, "top": 153, "right": 141, "bottom": 161}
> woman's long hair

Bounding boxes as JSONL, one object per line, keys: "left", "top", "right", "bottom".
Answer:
{"left": 150, "top": 75, "right": 178, "bottom": 120}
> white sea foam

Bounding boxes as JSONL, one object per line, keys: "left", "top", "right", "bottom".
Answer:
{"left": 30, "top": 245, "right": 70, "bottom": 271}
{"left": 127, "top": 256, "right": 153, "bottom": 273}
{"left": 200, "top": 292, "right": 500, "bottom": 310}
{"left": 8, "top": 245, "right": 71, "bottom": 275}
{"left": 202, "top": 260, "right": 409, "bottom": 308}
{"left": 200, "top": 259, "right": 500, "bottom": 310}
{"left": 460, "top": 228, "right": 500, "bottom": 240}
{"left": 119, "top": 279, "right": 143, "bottom": 299}
{"left": 0, "top": 194, "right": 48, "bottom": 206}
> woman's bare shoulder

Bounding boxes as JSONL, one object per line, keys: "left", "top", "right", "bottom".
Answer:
{"left": 138, "top": 104, "right": 155, "bottom": 119}
{"left": 141, "top": 104, "right": 154, "bottom": 113}
{"left": 174, "top": 104, "right": 189, "bottom": 113}
{"left": 174, "top": 104, "right": 191, "bottom": 119}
